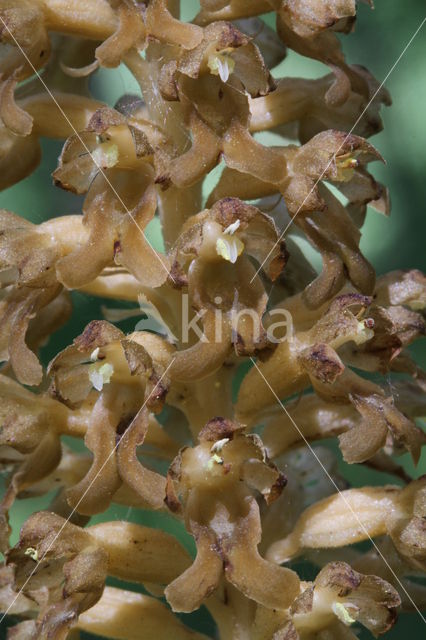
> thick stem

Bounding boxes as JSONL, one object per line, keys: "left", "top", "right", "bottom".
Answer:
{"left": 248, "top": 78, "right": 313, "bottom": 132}
{"left": 77, "top": 587, "right": 208, "bottom": 640}
{"left": 124, "top": 49, "right": 202, "bottom": 247}
{"left": 42, "top": 0, "right": 117, "bottom": 39}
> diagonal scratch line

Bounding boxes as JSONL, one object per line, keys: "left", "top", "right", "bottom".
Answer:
{"left": 250, "top": 15, "right": 426, "bottom": 283}
{"left": 0, "top": 15, "right": 174, "bottom": 283}
{"left": 250, "top": 357, "right": 426, "bottom": 624}
{"left": 0, "top": 358, "right": 175, "bottom": 623}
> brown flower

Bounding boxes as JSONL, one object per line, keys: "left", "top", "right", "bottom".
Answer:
{"left": 47, "top": 320, "right": 175, "bottom": 514}
{"left": 289, "top": 561, "right": 400, "bottom": 637}
{"left": 168, "top": 197, "right": 287, "bottom": 381}
{"left": 164, "top": 418, "right": 299, "bottom": 612}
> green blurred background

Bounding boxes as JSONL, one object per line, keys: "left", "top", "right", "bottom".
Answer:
{"left": 1, "top": 0, "right": 425, "bottom": 637}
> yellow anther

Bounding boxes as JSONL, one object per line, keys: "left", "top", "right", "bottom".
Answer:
{"left": 207, "top": 52, "right": 235, "bottom": 83}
